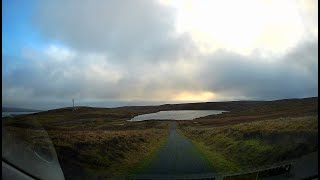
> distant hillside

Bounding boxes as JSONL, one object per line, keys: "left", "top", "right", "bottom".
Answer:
{"left": 2, "top": 107, "right": 40, "bottom": 112}
{"left": 117, "top": 96, "right": 318, "bottom": 111}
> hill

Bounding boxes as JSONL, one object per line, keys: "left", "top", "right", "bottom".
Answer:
{"left": 2, "top": 107, "right": 40, "bottom": 112}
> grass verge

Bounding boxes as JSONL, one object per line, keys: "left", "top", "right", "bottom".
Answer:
{"left": 179, "top": 116, "right": 318, "bottom": 174}
{"left": 129, "top": 128, "right": 169, "bottom": 175}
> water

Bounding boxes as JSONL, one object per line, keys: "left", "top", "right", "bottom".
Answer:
{"left": 129, "top": 110, "right": 227, "bottom": 121}
{"left": 2, "top": 112, "right": 38, "bottom": 118}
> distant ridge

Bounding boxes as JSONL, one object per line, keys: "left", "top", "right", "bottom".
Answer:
{"left": 2, "top": 107, "right": 40, "bottom": 112}
{"left": 116, "top": 96, "right": 318, "bottom": 110}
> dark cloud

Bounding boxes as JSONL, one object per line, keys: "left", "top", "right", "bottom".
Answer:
{"left": 197, "top": 40, "right": 318, "bottom": 100}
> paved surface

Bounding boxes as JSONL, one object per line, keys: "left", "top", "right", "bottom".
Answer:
{"left": 139, "top": 121, "right": 215, "bottom": 175}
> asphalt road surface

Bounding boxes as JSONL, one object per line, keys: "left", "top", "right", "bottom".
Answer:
{"left": 140, "top": 121, "right": 215, "bottom": 175}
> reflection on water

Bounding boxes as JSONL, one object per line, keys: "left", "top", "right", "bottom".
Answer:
{"left": 129, "top": 110, "right": 227, "bottom": 121}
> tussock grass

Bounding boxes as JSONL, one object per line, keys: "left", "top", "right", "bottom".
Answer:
{"left": 179, "top": 116, "right": 318, "bottom": 173}
{"left": 49, "top": 127, "right": 169, "bottom": 178}
{"left": 3, "top": 118, "right": 169, "bottom": 179}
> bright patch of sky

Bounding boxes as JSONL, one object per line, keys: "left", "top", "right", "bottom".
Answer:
{"left": 164, "top": 0, "right": 317, "bottom": 56}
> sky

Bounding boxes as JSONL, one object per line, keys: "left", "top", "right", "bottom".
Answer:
{"left": 2, "top": 0, "right": 318, "bottom": 110}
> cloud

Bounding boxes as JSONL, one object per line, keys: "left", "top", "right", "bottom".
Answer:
{"left": 2, "top": 0, "right": 318, "bottom": 109}
{"left": 32, "top": 0, "right": 195, "bottom": 62}
{"left": 164, "top": 0, "right": 318, "bottom": 56}
{"left": 197, "top": 40, "right": 318, "bottom": 100}
{"left": 2, "top": 39, "right": 317, "bottom": 109}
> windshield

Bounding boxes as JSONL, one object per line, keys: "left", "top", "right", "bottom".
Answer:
{"left": 2, "top": 0, "right": 318, "bottom": 179}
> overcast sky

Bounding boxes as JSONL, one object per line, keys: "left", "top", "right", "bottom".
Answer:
{"left": 2, "top": 0, "right": 318, "bottom": 110}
